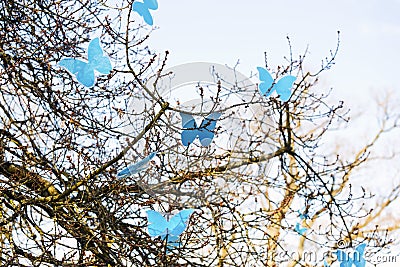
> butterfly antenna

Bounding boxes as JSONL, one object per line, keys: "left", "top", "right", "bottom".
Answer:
{"left": 263, "top": 51, "right": 269, "bottom": 68}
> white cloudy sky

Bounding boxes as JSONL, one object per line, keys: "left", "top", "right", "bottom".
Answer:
{"left": 142, "top": 1, "right": 400, "bottom": 266}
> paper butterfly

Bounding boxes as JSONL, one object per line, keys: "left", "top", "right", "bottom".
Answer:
{"left": 132, "top": 0, "right": 158, "bottom": 26}
{"left": 334, "top": 243, "right": 366, "bottom": 267}
{"left": 180, "top": 112, "right": 221, "bottom": 147}
{"left": 297, "top": 210, "right": 310, "bottom": 220}
{"left": 295, "top": 222, "right": 307, "bottom": 235}
{"left": 146, "top": 209, "right": 194, "bottom": 248}
{"left": 257, "top": 66, "right": 296, "bottom": 102}
{"left": 59, "top": 38, "right": 112, "bottom": 87}
{"left": 117, "top": 152, "right": 157, "bottom": 179}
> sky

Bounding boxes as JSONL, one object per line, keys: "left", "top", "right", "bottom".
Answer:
{"left": 143, "top": 1, "right": 400, "bottom": 266}
{"left": 148, "top": 0, "right": 400, "bottom": 101}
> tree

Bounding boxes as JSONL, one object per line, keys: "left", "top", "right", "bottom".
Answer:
{"left": 1, "top": 1, "right": 399, "bottom": 266}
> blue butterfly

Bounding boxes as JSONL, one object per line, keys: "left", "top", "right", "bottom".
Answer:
{"left": 180, "top": 112, "right": 221, "bottom": 147}
{"left": 257, "top": 66, "right": 296, "bottom": 102}
{"left": 335, "top": 244, "right": 366, "bottom": 267}
{"left": 132, "top": 0, "right": 158, "bottom": 26}
{"left": 297, "top": 210, "right": 310, "bottom": 220}
{"left": 295, "top": 222, "right": 307, "bottom": 235}
{"left": 117, "top": 152, "right": 157, "bottom": 179}
{"left": 146, "top": 209, "right": 194, "bottom": 248}
{"left": 59, "top": 38, "right": 112, "bottom": 87}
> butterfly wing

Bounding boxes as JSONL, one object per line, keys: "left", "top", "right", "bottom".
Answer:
{"left": 165, "top": 235, "right": 181, "bottom": 252}
{"left": 180, "top": 113, "right": 199, "bottom": 146}
{"left": 297, "top": 210, "right": 310, "bottom": 220}
{"left": 59, "top": 58, "right": 87, "bottom": 74}
{"left": 116, "top": 166, "right": 131, "bottom": 179}
{"left": 76, "top": 65, "right": 95, "bottom": 87}
{"left": 167, "top": 209, "right": 195, "bottom": 236}
{"left": 295, "top": 222, "right": 307, "bottom": 235}
{"left": 198, "top": 113, "right": 221, "bottom": 146}
{"left": 166, "top": 240, "right": 181, "bottom": 250}
{"left": 335, "top": 249, "right": 353, "bottom": 267}
{"left": 132, "top": 1, "right": 154, "bottom": 25}
{"left": 146, "top": 210, "right": 169, "bottom": 237}
{"left": 353, "top": 244, "right": 366, "bottom": 267}
{"left": 144, "top": 0, "right": 158, "bottom": 10}
{"left": 117, "top": 152, "right": 157, "bottom": 179}
{"left": 354, "top": 243, "right": 366, "bottom": 256}
{"left": 341, "top": 260, "right": 353, "bottom": 267}
{"left": 257, "top": 67, "right": 274, "bottom": 97}
{"left": 87, "top": 38, "right": 112, "bottom": 75}
{"left": 59, "top": 58, "right": 95, "bottom": 87}
{"left": 274, "top": 75, "right": 296, "bottom": 101}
